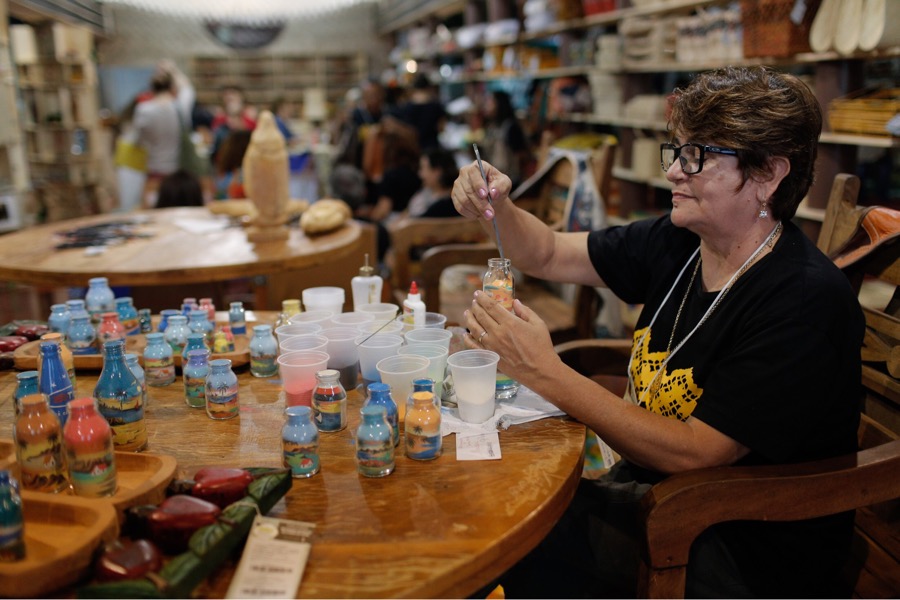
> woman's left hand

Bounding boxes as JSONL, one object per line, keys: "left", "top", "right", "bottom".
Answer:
{"left": 463, "top": 291, "right": 557, "bottom": 386}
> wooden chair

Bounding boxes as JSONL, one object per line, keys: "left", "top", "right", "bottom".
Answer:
{"left": 554, "top": 173, "right": 900, "bottom": 598}
{"left": 414, "top": 137, "right": 617, "bottom": 340}
{"left": 386, "top": 216, "right": 488, "bottom": 305}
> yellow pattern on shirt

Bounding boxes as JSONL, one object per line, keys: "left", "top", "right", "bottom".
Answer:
{"left": 630, "top": 326, "right": 702, "bottom": 420}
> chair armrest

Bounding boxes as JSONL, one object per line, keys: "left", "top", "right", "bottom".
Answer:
{"left": 640, "top": 440, "right": 900, "bottom": 571}
{"left": 554, "top": 338, "right": 633, "bottom": 375}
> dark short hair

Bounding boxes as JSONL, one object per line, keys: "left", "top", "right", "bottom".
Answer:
{"left": 668, "top": 66, "right": 822, "bottom": 221}
{"left": 151, "top": 71, "right": 174, "bottom": 93}
{"left": 423, "top": 147, "right": 459, "bottom": 189}
{"left": 156, "top": 170, "right": 203, "bottom": 208}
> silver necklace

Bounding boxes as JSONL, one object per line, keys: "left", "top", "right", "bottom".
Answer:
{"left": 627, "top": 221, "right": 783, "bottom": 406}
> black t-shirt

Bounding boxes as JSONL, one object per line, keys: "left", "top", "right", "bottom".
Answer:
{"left": 587, "top": 215, "right": 865, "bottom": 596}
{"left": 374, "top": 165, "right": 420, "bottom": 213}
{"left": 419, "top": 195, "right": 458, "bottom": 218}
{"left": 394, "top": 100, "right": 446, "bottom": 151}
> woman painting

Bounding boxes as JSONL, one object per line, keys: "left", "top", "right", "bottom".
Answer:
{"left": 452, "top": 66, "right": 864, "bottom": 597}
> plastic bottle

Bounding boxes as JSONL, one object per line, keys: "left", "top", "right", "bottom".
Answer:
{"left": 402, "top": 282, "right": 426, "bottom": 328}
{"left": 351, "top": 253, "right": 384, "bottom": 311}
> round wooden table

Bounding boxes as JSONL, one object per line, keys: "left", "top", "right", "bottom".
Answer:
{"left": 0, "top": 207, "right": 365, "bottom": 287}
{"left": 0, "top": 314, "right": 586, "bottom": 598}
{"left": 191, "top": 386, "right": 582, "bottom": 599}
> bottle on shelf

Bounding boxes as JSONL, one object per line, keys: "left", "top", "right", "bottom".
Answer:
{"left": 97, "top": 312, "right": 126, "bottom": 345}
{"left": 39, "top": 332, "right": 76, "bottom": 389}
{"left": 164, "top": 315, "right": 191, "bottom": 355}
{"left": 138, "top": 308, "right": 153, "bottom": 334}
{"left": 351, "top": 253, "right": 383, "bottom": 310}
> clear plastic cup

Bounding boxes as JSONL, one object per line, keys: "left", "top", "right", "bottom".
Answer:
{"left": 398, "top": 343, "right": 449, "bottom": 401}
{"left": 330, "top": 311, "right": 375, "bottom": 329}
{"left": 302, "top": 286, "right": 345, "bottom": 316}
{"left": 277, "top": 350, "right": 330, "bottom": 408}
{"left": 357, "top": 319, "right": 404, "bottom": 336}
{"left": 355, "top": 333, "right": 404, "bottom": 388}
{"left": 289, "top": 310, "right": 334, "bottom": 326}
{"left": 279, "top": 334, "right": 329, "bottom": 355}
{"left": 401, "top": 311, "right": 448, "bottom": 333}
{"left": 319, "top": 327, "right": 362, "bottom": 391}
{"left": 376, "top": 354, "right": 430, "bottom": 422}
{"left": 404, "top": 327, "right": 453, "bottom": 351}
{"left": 447, "top": 349, "right": 500, "bottom": 423}
{"left": 356, "top": 302, "right": 400, "bottom": 324}
{"left": 274, "top": 323, "right": 323, "bottom": 346}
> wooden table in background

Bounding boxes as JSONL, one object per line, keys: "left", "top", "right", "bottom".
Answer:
{"left": 0, "top": 314, "right": 586, "bottom": 598}
{"left": 0, "top": 207, "right": 374, "bottom": 314}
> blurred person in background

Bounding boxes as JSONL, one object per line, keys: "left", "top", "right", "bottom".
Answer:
{"left": 480, "top": 89, "right": 531, "bottom": 188}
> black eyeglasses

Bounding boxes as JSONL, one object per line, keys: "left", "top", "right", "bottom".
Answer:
{"left": 660, "top": 143, "right": 738, "bottom": 175}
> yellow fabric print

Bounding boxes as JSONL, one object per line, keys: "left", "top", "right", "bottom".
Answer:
{"left": 630, "top": 326, "right": 702, "bottom": 420}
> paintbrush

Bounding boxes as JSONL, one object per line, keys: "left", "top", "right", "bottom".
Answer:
{"left": 472, "top": 143, "right": 505, "bottom": 260}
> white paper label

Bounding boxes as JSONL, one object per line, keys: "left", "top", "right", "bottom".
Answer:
{"left": 456, "top": 430, "right": 502, "bottom": 460}
{"left": 225, "top": 515, "right": 315, "bottom": 599}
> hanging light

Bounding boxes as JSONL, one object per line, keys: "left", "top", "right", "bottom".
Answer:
{"left": 97, "top": 0, "right": 377, "bottom": 24}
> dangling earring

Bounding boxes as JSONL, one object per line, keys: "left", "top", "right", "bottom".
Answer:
{"left": 758, "top": 201, "right": 769, "bottom": 219}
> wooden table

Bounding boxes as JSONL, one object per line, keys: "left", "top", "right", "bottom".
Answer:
{"left": 0, "top": 317, "right": 585, "bottom": 598}
{"left": 0, "top": 207, "right": 373, "bottom": 313}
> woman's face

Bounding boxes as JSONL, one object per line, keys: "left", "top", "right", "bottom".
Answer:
{"left": 664, "top": 134, "right": 761, "bottom": 238}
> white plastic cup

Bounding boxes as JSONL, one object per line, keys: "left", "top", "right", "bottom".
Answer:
{"left": 404, "top": 327, "right": 453, "bottom": 351}
{"left": 279, "top": 334, "right": 329, "bottom": 355}
{"left": 447, "top": 349, "right": 500, "bottom": 423}
{"left": 376, "top": 354, "right": 430, "bottom": 422}
{"left": 289, "top": 310, "right": 334, "bottom": 326}
{"left": 320, "top": 327, "right": 362, "bottom": 391}
{"left": 356, "top": 302, "right": 400, "bottom": 324}
{"left": 423, "top": 312, "right": 448, "bottom": 329}
{"left": 274, "top": 323, "right": 323, "bottom": 346}
{"left": 277, "top": 350, "right": 330, "bottom": 408}
{"left": 356, "top": 319, "right": 404, "bottom": 335}
{"left": 398, "top": 343, "right": 449, "bottom": 401}
{"left": 302, "top": 286, "right": 345, "bottom": 316}
{"left": 355, "top": 333, "right": 404, "bottom": 388}
{"left": 330, "top": 311, "right": 375, "bottom": 329}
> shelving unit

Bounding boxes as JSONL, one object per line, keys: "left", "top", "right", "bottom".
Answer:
{"left": 0, "top": 0, "right": 30, "bottom": 232}
{"left": 190, "top": 53, "right": 368, "bottom": 114}
{"left": 10, "top": 21, "right": 102, "bottom": 222}
{"left": 380, "top": 0, "right": 899, "bottom": 227}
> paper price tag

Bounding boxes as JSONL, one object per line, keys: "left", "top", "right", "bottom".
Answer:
{"left": 225, "top": 515, "right": 316, "bottom": 599}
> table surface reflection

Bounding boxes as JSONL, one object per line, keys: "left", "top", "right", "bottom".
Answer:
{"left": 0, "top": 314, "right": 585, "bottom": 598}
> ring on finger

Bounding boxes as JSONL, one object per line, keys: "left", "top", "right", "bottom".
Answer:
{"left": 478, "top": 330, "right": 488, "bottom": 343}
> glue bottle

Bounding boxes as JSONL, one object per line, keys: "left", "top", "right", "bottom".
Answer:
{"left": 351, "top": 253, "right": 383, "bottom": 310}
{"left": 402, "top": 282, "right": 425, "bottom": 328}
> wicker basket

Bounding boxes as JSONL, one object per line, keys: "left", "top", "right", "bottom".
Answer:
{"left": 741, "top": 0, "right": 820, "bottom": 58}
{"left": 828, "top": 88, "right": 900, "bottom": 137}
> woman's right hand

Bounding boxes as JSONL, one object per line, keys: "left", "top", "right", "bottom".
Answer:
{"left": 451, "top": 160, "right": 512, "bottom": 221}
